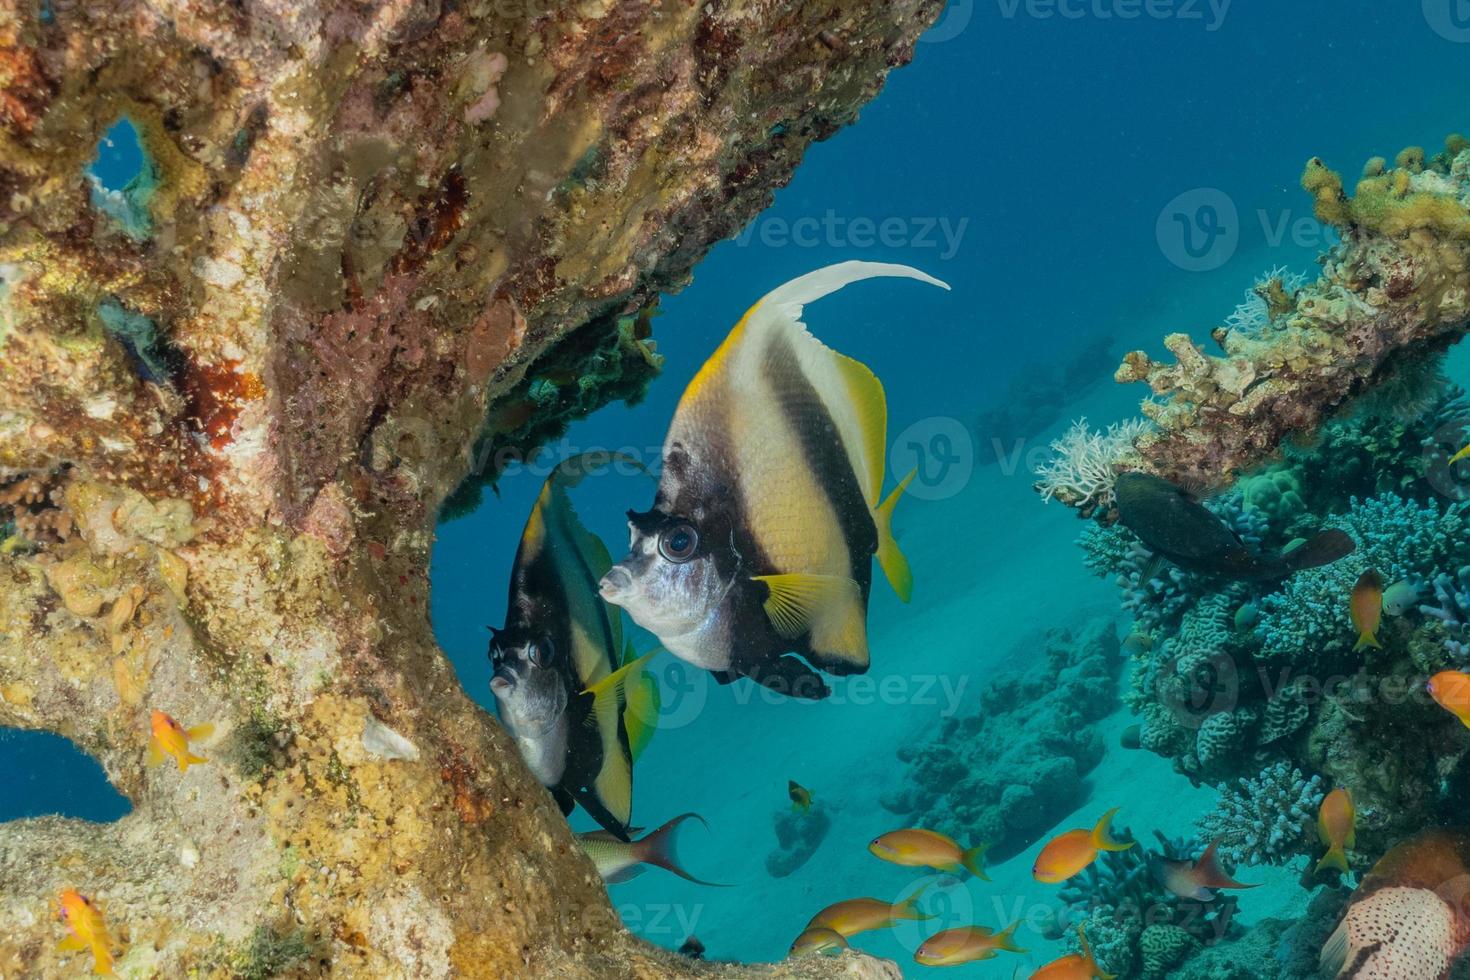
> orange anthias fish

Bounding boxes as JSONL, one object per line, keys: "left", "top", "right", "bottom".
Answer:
{"left": 914, "top": 921, "right": 1026, "bottom": 967}
{"left": 1350, "top": 569, "right": 1384, "bottom": 652}
{"left": 869, "top": 828, "right": 990, "bottom": 879}
{"left": 789, "top": 780, "right": 813, "bottom": 814}
{"left": 1428, "top": 670, "right": 1470, "bottom": 729}
{"left": 56, "top": 889, "right": 116, "bottom": 976}
{"left": 1029, "top": 924, "right": 1116, "bottom": 980}
{"left": 1033, "top": 808, "right": 1133, "bottom": 884}
{"left": 147, "top": 709, "right": 213, "bottom": 772}
{"left": 1316, "top": 787, "right": 1357, "bottom": 874}
{"left": 805, "top": 887, "right": 931, "bottom": 939}
{"left": 1157, "top": 838, "right": 1258, "bottom": 900}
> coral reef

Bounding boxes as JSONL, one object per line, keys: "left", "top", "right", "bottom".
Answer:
{"left": 766, "top": 804, "right": 833, "bottom": 879}
{"left": 1059, "top": 137, "right": 1470, "bottom": 497}
{"left": 1194, "top": 762, "right": 1325, "bottom": 866}
{"left": 1034, "top": 418, "right": 1152, "bottom": 515}
{"left": 1057, "top": 829, "right": 1240, "bottom": 978}
{"left": 881, "top": 620, "right": 1120, "bottom": 861}
{"left": 0, "top": 0, "right": 942, "bottom": 976}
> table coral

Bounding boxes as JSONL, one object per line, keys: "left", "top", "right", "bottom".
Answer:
{"left": 0, "top": 0, "right": 942, "bottom": 976}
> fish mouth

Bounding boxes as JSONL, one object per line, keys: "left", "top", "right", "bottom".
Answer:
{"left": 599, "top": 565, "right": 633, "bottom": 602}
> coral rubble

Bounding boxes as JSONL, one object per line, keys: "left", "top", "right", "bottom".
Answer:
{"left": 0, "top": 1, "right": 941, "bottom": 976}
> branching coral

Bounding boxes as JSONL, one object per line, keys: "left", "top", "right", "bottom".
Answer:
{"left": 1223, "top": 266, "right": 1310, "bottom": 335}
{"left": 1034, "top": 417, "right": 1151, "bottom": 514}
{"left": 1194, "top": 762, "right": 1324, "bottom": 866}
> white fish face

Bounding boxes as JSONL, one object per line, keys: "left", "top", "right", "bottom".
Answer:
{"left": 489, "top": 634, "right": 569, "bottom": 784}
{"left": 600, "top": 511, "right": 733, "bottom": 651}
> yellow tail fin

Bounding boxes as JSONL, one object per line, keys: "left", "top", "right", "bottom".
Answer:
{"left": 1316, "top": 843, "right": 1349, "bottom": 875}
{"left": 994, "top": 920, "right": 1027, "bottom": 954}
{"left": 1091, "top": 807, "right": 1133, "bottom": 852}
{"left": 874, "top": 469, "right": 915, "bottom": 602}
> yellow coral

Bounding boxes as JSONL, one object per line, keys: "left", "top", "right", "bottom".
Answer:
{"left": 1302, "top": 158, "right": 1350, "bottom": 226}
{"left": 1396, "top": 146, "right": 1426, "bottom": 173}
{"left": 1362, "top": 156, "right": 1387, "bottom": 178}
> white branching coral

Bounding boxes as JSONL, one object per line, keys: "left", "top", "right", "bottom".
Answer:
{"left": 1224, "top": 265, "right": 1309, "bottom": 335}
{"left": 1034, "top": 417, "right": 1150, "bottom": 510}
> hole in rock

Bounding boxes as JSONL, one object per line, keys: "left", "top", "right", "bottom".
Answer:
{"left": 86, "top": 118, "right": 155, "bottom": 239}
{"left": 0, "top": 728, "right": 130, "bottom": 823}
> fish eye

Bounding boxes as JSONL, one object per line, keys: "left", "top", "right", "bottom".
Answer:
{"left": 659, "top": 523, "right": 699, "bottom": 563}
{"left": 528, "top": 637, "right": 555, "bottom": 668}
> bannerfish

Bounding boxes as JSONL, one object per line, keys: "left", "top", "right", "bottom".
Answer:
{"left": 489, "top": 454, "right": 651, "bottom": 839}
{"left": 56, "top": 889, "right": 117, "bottom": 976}
{"left": 789, "top": 780, "right": 813, "bottom": 814}
{"left": 789, "top": 926, "right": 848, "bottom": 957}
{"left": 1320, "top": 829, "right": 1470, "bottom": 978}
{"left": 622, "top": 652, "right": 660, "bottom": 762}
{"left": 1033, "top": 808, "right": 1133, "bottom": 884}
{"left": 576, "top": 813, "right": 724, "bottom": 886}
{"left": 1382, "top": 579, "right": 1421, "bottom": 617}
{"left": 1028, "top": 924, "right": 1114, "bottom": 979}
{"left": 914, "top": 921, "right": 1026, "bottom": 967}
{"left": 1317, "top": 787, "right": 1357, "bottom": 875}
{"left": 600, "top": 262, "right": 950, "bottom": 700}
{"left": 147, "top": 709, "right": 212, "bottom": 772}
{"left": 869, "top": 828, "right": 990, "bottom": 879}
{"left": 1350, "top": 570, "right": 1384, "bottom": 652}
{"left": 1429, "top": 670, "right": 1470, "bottom": 729}
{"left": 805, "top": 885, "right": 933, "bottom": 939}
{"left": 1157, "top": 838, "right": 1257, "bottom": 900}
{"left": 1113, "top": 472, "right": 1355, "bottom": 580}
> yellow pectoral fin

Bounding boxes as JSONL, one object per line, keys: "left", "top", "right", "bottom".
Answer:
{"left": 146, "top": 741, "right": 165, "bottom": 767}
{"left": 57, "top": 935, "right": 87, "bottom": 953}
{"left": 874, "top": 470, "right": 915, "bottom": 603}
{"left": 753, "top": 573, "right": 860, "bottom": 639}
{"left": 186, "top": 753, "right": 209, "bottom": 767}
{"left": 186, "top": 723, "right": 215, "bottom": 742}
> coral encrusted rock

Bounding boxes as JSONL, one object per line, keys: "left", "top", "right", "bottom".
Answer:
{"left": 0, "top": 1, "right": 941, "bottom": 976}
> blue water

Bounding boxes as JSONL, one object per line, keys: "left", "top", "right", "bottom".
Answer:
{"left": 9, "top": 2, "right": 1470, "bottom": 975}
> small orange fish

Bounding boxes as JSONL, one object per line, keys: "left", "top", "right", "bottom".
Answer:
{"left": 914, "top": 921, "right": 1026, "bottom": 967}
{"left": 148, "top": 709, "right": 213, "bottom": 772}
{"left": 1033, "top": 808, "right": 1133, "bottom": 884}
{"left": 1316, "top": 787, "right": 1357, "bottom": 874}
{"left": 1428, "top": 670, "right": 1470, "bottom": 728}
{"left": 805, "top": 886, "right": 931, "bottom": 939}
{"left": 789, "top": 925, "right": 848, "bottom": 956}
{"left": 789, "top": 780, "right": 813, "bottom": 814}
{"left": 1350, "top": 569, "right": 1383, "bottom": 652}
{"left": 869, "top": 828, "right": 989, "bottom": 879}
{"left": 56, "top": 889, "right": 116, "bottom": 976}
{"left": 1158, "top": 838, "right": 1258, "bottom": 900}
{"left": 1029, "top": 924, "right": 1116, "bottom": 979}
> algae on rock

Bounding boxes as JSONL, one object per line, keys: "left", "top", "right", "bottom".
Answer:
{"left": 0, "top": 0, "right": 941, "bottom": 976}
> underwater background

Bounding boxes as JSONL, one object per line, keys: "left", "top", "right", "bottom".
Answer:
{"left": 13, "top": 1, "right": 1470, "bottom": 976}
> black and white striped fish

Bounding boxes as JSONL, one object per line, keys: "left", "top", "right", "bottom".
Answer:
{"left": 490, "top": 455, "right": 649, "bottom": 840}
{"left": 599, "top": 262, "right": 949, "bottom": 700}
